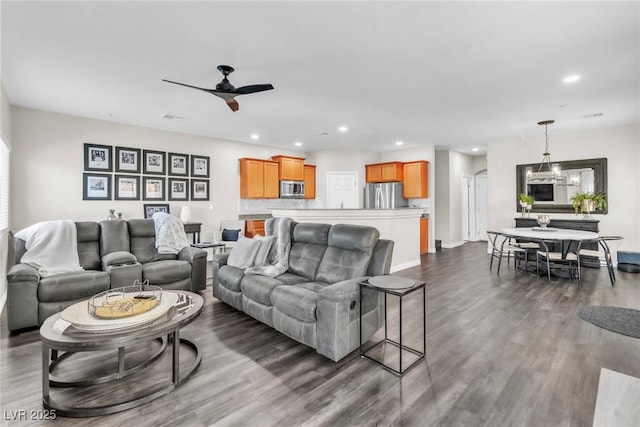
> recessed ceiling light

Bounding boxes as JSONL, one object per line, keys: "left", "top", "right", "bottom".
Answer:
{"left": 395, "top": 141, "right": 403, "bottom": 146}
{"left": 563, "top": 75, "right": 580, "bottom": 83}
{"left": 472, "top": 147, "right": 480, "bottom": 152}
{"left": 105, "top": 113, "right": 112, "bottom": 118}
{"left": 250, "top": 134, "right": 260, "bottom": 140}
{"left": 560, "top": 104, "right": 569, "bottom": 108}
{"left": 338, "top": 126, "right": 348, "bottom": 132}
{"left": 294, "top": 141, "right": 303, "bottom": 147}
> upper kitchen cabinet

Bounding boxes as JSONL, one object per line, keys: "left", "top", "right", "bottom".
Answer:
{"left": 304, "top": 164, "right": 316, "bottom": 199}
{"left": 239, "top": 158, "right": 279, "bottom": 199}
{"left": 365, "top": 161, "right": 403, "bottom": 183}
{"left": 271, "top": 155, "right": 305, "bottom": 181}
{"left": 403, "top": 160, "right": 429, "bottom": 198}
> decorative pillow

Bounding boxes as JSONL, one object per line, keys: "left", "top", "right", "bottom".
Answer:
{"left": 227, "top": 237, "right": 261, "bottom": 269}
{"left": 222, "top": 228, "right": 241, "bottom": 242}
{"left": 253, "top": 235, "right": 275, "bottom": 266}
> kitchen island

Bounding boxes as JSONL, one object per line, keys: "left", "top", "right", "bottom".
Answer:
{"left": 271, "top": 208, "right": 423, "bottom": 272}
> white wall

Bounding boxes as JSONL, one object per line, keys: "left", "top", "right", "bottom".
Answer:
{"left": 0, "top": 82, "right": 12, "bottom": 312}
{"left": 434, "top": 149, "right": 475, "bottom": 247}
{"left": 487, "top": 123, "right": 640, "bottom": 260}
{"left": 472, "top": 155, "right": 487, "bottom": 174}
{"left": 10, "top": 107, "right": 304, "bottom": 241}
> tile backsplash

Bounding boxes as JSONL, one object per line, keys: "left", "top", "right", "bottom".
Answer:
{"left": 239, "top": 198, "right": 311, "bottom": 215}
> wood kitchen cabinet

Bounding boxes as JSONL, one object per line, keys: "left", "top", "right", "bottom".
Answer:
{"left": 303, "top": 164, "right": 316, "bottom": 199}
{"left": 271, "top": 155, "right": 305, "bottom": 181}
{"left": 403, "top": 160, "right": 429, "bottom": 198}
{"left": 239, "top": 158, "right": 279, "bottom": 199}
{"left": 245, "top": 220, "right": 266, "bottom": 238}
{"left": 365, "top": 162, "right": 403, "bottom": 183}
{"left": 420, "top": 217, "right": 429, "bottom": 254}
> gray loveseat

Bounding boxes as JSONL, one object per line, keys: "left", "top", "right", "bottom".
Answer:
{"left": 7, "top": 219, "right": 207, "bottom": 332}
{"left": 211, "top": 221, "right": 394, "bottom": 361}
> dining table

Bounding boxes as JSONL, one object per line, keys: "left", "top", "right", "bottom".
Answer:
{"left": 501, "top": 226, "right": 600, "bottom": 280}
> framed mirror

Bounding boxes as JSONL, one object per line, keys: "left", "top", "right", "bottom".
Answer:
{"left": 516, "top": 157, "right": 608, "bottom": 214}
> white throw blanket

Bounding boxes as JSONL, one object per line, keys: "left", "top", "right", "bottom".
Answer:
{"left": 153, "top": 212, "right": 189, "bottom": 254}
{"left": 14, "top": 220, "right": 84, "bottom": 278}
{"left": 245, "top": 217, "right": 292, "bottom": 277}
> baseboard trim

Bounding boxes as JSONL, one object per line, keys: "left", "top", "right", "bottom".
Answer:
{"left": 442, "top": 241, "right": 464, "bottom": 249}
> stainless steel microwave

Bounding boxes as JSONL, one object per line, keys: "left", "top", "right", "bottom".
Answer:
{"left": 280, "top": 180, "right": 305, "bottom": 198}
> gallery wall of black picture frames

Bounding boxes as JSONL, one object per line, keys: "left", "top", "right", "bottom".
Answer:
{"left": 82, "top": 143, "right": 210, "bottom": 202}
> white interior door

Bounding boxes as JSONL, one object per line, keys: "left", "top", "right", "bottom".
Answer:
{"left": 327, "top": 172, "right": 358, "bottom": 208}
{"left": 476, "top": 174, "right": 488, "bottom": 241}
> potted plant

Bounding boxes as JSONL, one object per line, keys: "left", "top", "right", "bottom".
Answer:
{"left": 571, "top": 192, "right": 607, "bottom": 216}
{"left": 518, "top": 193, "right": 534, "bottom": 217}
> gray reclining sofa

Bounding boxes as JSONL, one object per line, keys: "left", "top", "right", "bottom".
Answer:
{"left": 7, "top": 219, "right": 207, "bottom": 332}
{"left": 211, "top": 221, "right": 394, "bottom": 361}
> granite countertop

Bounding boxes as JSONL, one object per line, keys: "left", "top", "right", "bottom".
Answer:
{"left": 238, "top": 214, "right": 273, "bottom": 220}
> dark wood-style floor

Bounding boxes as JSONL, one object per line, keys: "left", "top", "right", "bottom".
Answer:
{"left": 2, "top": 242, "right": 640, "bottom": 426}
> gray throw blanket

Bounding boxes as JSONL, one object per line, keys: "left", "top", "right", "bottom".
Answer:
{"left": 153, "top": 212, "right": 189, "bottom": 254}
{"left": 245, "top": 217, "right": 292, "bottom": 277}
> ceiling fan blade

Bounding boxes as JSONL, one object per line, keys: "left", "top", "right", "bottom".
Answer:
{"left": 226, "top": 98, "right": 239, "bottom": 112}
{"left": 162, "top": 79, "right": 214, "bottom": 93}
{"left": 233, "top": 84, "right": 274, "bottom": 95}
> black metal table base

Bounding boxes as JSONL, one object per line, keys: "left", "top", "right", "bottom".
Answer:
{"left": 361, "top": 337, "right": 425, "bottom": 376}
{"left": 359, "top": 278, "right": 426, "bottom": 376}
{"left": 42, "top": 335, "right": 201, "bottom": 417}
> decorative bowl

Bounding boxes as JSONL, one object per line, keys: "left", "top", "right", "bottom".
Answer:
{"left": 88, "top": 281, "right": 162, "bottom": 319}
{"left": 537, "top": 215, "right": 551, "bottom": 228}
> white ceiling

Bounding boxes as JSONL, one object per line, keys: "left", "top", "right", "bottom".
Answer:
{"left": 2, "top": 1, "right": 638, "bottom": 155}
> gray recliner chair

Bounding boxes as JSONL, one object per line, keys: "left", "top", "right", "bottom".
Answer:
{"left": 6, "top": 219, "right": 207, "bottom": 332}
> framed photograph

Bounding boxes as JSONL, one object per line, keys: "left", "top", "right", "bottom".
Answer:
{"left": 114, "top": 175, "right": 140, "bottom": 200}
{"left": 83, "top": 173, "right": 111, "bottom": 200}
{"left": 191, "top": 155, "right": 210, "bottom": 178}
{"left": 169, "top": 152, "right": 189, "bottom": 176}
{"left": 143, "top": 203, "right": 170, "bottom": 219}
{"left": 191, "top": 179, "right": 209, "bottom": 201}
{"left": 142, "top": 176, "right": 165, "bottom": 201}
{"left": 115, "top": 146, "right": 141, "bottom": 173}
{"left": 168, "top": 178, "right": 189, "bottom": 201}
{"left": 84, "top": 143, "right": 113, "bottom": 172}
{"left": 143, "top": 150, "right": 166, "bottom": 175}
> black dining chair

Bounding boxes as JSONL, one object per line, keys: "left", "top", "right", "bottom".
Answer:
{"left": 578, "top": 236, "right": 623, "bottom": 286}
{"left": 487, "top": 231, "right": 528, "bottom": 274}
{"left": 536, "top": 239, "right": 582, "bottom": 286}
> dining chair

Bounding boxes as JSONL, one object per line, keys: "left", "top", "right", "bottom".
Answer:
{"left": 487, "top": 231, "right": 527, "bottom": 274}
{"left": 536, "top": 239, "right": 582, "bottom": 286}
{"left": 578, "top": 236, "right": 623, "bottom": 286}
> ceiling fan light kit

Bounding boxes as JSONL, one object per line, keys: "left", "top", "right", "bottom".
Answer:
{"left": 162, "top": 65, "right": 274, "bottom": 112}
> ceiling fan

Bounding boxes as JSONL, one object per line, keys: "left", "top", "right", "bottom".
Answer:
{"left": 162, "top": 65, "right": 274, "bottom": 112}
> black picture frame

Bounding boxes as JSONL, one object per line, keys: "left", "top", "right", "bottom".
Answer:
{"left": 169, "top": 152, "right": 189, "bottom": 177}
{"left": 168, "top": 178, "right": 189, "bottom": 201}
{"left": 84, "top": 143, "right": 113, "bottom": 172}
{"left": 143, "top": 203, "right": 170, "bottom": 219}
{"left": 82, "top": 173, "right": 111, "bottom": 200}
{"left": 115, "top": 146, "right": 141, "bottom": 173}
{"left": 142, "top": 176, "right": 165, "bottom": 201}
{"left": 114, "top": 174, "right": 140, "bottom": 200}
{"left": 143, "top": 150, "right": 166, "bottom": 175}
{"left": 191, "top": 155, "right": 210, "bottom": 178}
{"left": 191, "top": 179, "right": 209, "bottom": 201}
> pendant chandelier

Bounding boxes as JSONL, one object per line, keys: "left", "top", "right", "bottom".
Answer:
{"left": 537, "top": 119, "right": 560, "bottom": 175}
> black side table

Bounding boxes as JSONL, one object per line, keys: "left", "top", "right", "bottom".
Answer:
{"left": 359, "top": 276, "right": 426, "bottom": 376}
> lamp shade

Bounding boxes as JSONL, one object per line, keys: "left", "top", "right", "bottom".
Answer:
{"left": 180, "top": 206, "right": 192, "bottom": 223}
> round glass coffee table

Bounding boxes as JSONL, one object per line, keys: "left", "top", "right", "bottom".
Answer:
{"left": 40, "top": 290, "right": 203, "bottom": 417}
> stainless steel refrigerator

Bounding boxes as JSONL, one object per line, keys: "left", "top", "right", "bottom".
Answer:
{"left": 364, "top": 182, "right": 408, "bottom": 209}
